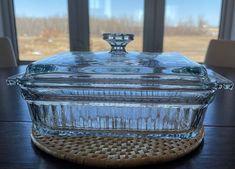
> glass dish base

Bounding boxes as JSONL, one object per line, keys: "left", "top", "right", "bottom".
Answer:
{"left": 28, "top": 101, "right": 206, "bottom": 139}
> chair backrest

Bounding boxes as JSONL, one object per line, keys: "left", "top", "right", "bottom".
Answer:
{"left": 0, "top": 37, "right": 17, "bottom": 67}
{"left": 204, "top": 39, "right": 235, "bottom": 68}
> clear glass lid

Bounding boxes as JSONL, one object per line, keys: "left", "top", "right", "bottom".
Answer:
{"left": 8, "top": 33, "right": 234, "bottom": 90}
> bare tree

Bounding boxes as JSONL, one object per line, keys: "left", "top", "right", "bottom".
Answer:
{"left": 16, "top": 15, "right": 212, "bottom": 37}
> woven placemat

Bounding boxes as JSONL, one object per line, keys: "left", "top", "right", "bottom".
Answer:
{"left": 31, "top": 129, "right": 204, "bottom": 168}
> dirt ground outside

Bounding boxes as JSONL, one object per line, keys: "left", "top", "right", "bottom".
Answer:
{"left": 18, "top": 35, "right": 215, "bottom": 63}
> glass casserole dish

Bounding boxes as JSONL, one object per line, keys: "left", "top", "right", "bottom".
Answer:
{"left": 7, "top": 33, "right": 233, "bottom": 139}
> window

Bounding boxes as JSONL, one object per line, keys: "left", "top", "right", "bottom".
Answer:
{"left": 14, "top": 0, "right": 69, "bottom": 61}
{"left": 89, "top": 0, "right": 144, "bottom": 51}
{"left": 6, "top": 0, "right": 223, "bottom": 62}
{"left": 164, "top": 0, "right": 222, "bottom": 62}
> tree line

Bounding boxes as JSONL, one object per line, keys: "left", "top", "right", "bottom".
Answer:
{"left": 15, "top": 16, "right": 215, "bottom": 37}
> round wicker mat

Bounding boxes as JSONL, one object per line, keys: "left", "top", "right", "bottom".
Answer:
{"left": 31, "top": 129, "right": 204, "bottom": 168}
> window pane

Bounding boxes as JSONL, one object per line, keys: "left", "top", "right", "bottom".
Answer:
{"left": 164, "top": 0, "right": 222, "bottom": 62}
{"left": 89, "top": 0, "right": 144, "bottom": 51}
{"left": 14, "top": 0, "right": 69, "bottom": 61}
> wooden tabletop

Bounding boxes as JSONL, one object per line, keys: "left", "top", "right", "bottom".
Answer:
{"left": 0, "top": 65, "right": 235, "bottom": 169}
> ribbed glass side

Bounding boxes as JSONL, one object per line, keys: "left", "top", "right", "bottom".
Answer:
{"left": 28, "top": 101, "right": 206, "bottom": 139}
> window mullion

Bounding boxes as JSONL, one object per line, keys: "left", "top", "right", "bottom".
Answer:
{"left": 68, "top": 0, "right": 90, "bottom": 51}
{"left": 143, "top": 0, "right": 165, "bottom": 52}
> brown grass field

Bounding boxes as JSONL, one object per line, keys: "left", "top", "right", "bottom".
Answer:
{"left": 18, "top": 35, "right": 216, "bottom": 63}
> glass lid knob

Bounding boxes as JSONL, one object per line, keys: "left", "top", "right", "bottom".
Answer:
{"left": 103, "top": 33, "right": 134, "bottom": 54}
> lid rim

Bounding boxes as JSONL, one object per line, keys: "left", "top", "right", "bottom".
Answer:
{"left": 8, "top": 51, "right": 233, "bottom": 91}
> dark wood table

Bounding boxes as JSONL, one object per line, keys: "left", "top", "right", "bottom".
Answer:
{"left": 0, "top": 65, "right": 235, "bottom": 169}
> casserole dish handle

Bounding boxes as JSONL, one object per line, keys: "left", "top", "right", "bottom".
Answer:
{"left": 6, "top": 73, "right": 24, "bottom": 86}
{"left": 207, "top": 69, "right": 234, "bottom": 90}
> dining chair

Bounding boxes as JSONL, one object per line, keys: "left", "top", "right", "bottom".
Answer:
{"left": 204, "top": 39, "right": 235, "bottom": 68}
{"left": 0, "top": 37, "right": 17, "bottom": 67}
